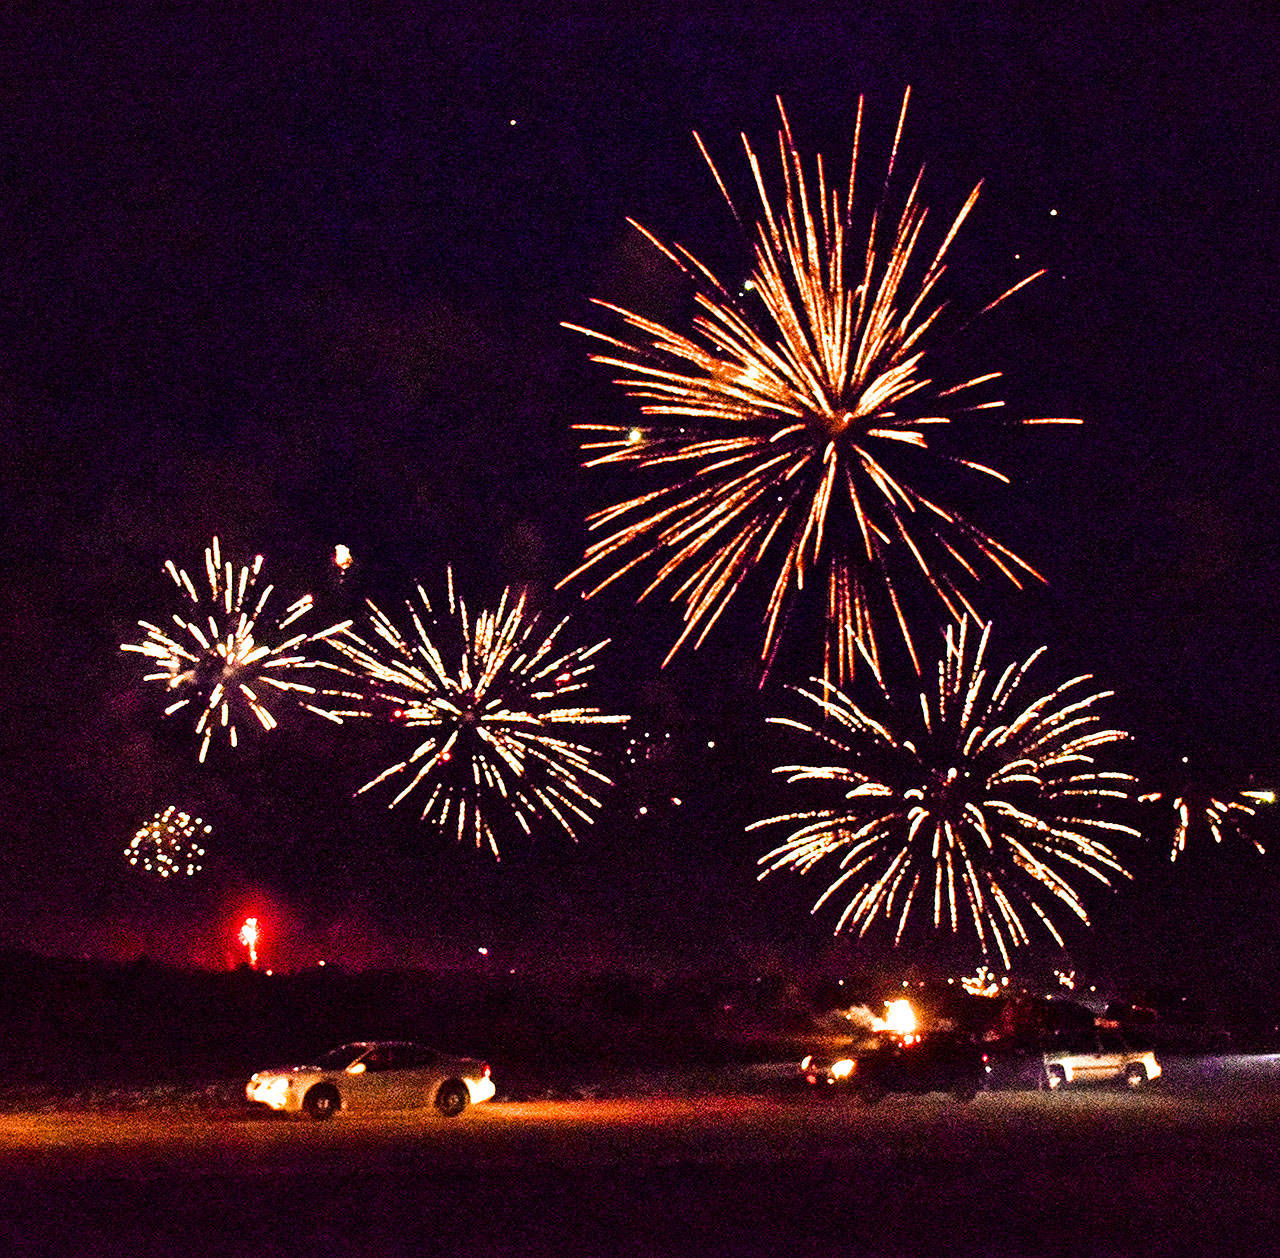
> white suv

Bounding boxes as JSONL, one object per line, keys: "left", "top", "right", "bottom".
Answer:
{"left": 1043, "top": 1029, "right": 1161, "bottom": 1090}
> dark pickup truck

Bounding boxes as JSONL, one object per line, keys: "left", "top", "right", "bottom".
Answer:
{"left": 802, "top": 1030, "right": 987, "bottom": 1102}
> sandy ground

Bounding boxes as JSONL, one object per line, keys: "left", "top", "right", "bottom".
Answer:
{"left": 0, "top": 1055, "right": 1277, "bottom": 1256}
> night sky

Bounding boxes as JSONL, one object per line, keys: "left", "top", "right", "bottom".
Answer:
{"left": 3, "top": 4, "right": 1279, "bottom": 990}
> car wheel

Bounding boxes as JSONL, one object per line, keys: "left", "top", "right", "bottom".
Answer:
{"left": 435, "top": 1080, "right": 470, "bottom": 1117}
{"left": 1123, "top": 1063, "right": 1147, "bottom": 1090}
{"left": 1046, "top": 1066, "right": 1066, "bottom": 1091}
{"left": 303, "top": 1084, "right": 341, "bottom": 1120}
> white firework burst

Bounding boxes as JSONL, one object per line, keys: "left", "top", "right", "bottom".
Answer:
{"left": 753, "top": 618, "right": 1140, "bottom": 966}
{"left": 122, "top": 537, "right": 350, "bottom": 762}
{"left": 327, "top": 570, "right": 628, "bottom": 858}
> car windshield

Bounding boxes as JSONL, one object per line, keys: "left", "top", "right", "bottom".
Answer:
{"left": 316, "top": 1044, "right": 368, "bottom": 1071}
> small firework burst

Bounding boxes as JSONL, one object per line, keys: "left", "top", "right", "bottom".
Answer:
{"left": 753, "top": 619, "right": 1139, "bottom": 966}
{"left": 328, "top": 570, "right": 628, "bottom": 858}
{"left": 1140, "top": 772, "right": 1266, "bottom": 861}
{"left": 125, "top": 806, "right": 210, "bottom": 878}
{"left": 122, "top": 537, "right": 351, "bottom": 762}
{"left": 562, "top": 92, "right": 1076, "bottom": 683}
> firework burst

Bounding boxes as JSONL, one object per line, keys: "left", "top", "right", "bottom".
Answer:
{"left": 125, "top": 806, "right": 210, "bottom": 878}
{"left": 562, "top": 91, "right": 1077, "bottom": 682}
{"left": 327, "top": 571, "right": 628, "bottom": 858}
{"left": 122, "top": 537, "right": 351, "bottom": 762}
{"left": 752, "top": 619, "right": 1139, "bottom": 966}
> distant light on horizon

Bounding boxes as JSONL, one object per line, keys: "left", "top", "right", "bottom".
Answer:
{"left": 238, "top": 917, "right": 260, "bottom": 969}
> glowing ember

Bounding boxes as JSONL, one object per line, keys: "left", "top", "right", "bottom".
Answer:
{"left": 124, "top": 806, "right": 209, "bottom": 878}
{"left": 960, "top": 968, "right": 1002, "bottom": 998}
{"left": 878, "top": 999, "right": 917, "bottom": 1036}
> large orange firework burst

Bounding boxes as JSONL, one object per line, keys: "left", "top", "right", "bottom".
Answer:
{"left": 122, "top": 537, "right": 350, "bottom": 762}
{"left": 752, "top": 619, "right": 1139, "bottom": 966}
{"left": 326, "top": 571, "right": 628, "bottom": 859}
{"left": 562, "top": 91, "right": 1077, "bottom": 681}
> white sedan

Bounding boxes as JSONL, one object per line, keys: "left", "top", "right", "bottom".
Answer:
{"left": 246, "top": 1040, "right": 496, "bottom": 1119}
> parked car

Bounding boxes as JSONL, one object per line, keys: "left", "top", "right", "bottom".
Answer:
{"left": 802, "top": 1030, "right": 987, "bottom": 1102}
{"left": 1042, "top": 1029, "right": 1161, "bottom": 1090}
{"left": 246, "top": 1040, "right": 496, "bottom": 1119}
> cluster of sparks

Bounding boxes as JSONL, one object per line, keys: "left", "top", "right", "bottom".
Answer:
{"left": 563, "top": 90, "right": 1077, "bottom": 683}
{"left": 121, "top": 538, "right": 350, "bottom": 762}
{"left": 1139, "top": 785, "right": 1267, "bottom": 862}
{"left": 326, "top": 571, "right": 628, "bottom": 858}
{"left": 753, "top": 619, "right": 1140, "bottom": 966}
{"left": 124, "top": 806, "right": 210, "bottom": 878}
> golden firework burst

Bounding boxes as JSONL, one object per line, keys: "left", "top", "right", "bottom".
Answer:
{"left": 122, "top": 537, "right": 350, "bottom": 762}
{"left": 563, "top": 92, "right": 1077, "bottom": 681}
{"left": 327, "top": 570, "right": 628, "bottom": 858}
{"left": 753, "top": 618, "right": 1138, "bottom": 965}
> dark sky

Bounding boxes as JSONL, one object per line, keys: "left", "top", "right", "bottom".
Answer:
{"left": 3, "top": 3, "right": 1279, "bottom": 989}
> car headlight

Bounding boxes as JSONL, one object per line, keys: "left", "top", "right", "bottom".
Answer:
{"left": 248, "top": 1075, "right": 292, "bottom": 1108}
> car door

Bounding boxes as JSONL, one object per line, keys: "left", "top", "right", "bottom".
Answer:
{"left": 1055, "top": 1030, "right": 1102, "bottom": 1082}
{"left": 399, "top": 1044, "right": 442, "bottom": 1106}
{"left": 372, "top": 1044, "right": 425, "bottom": 1108}
{"left": 1094, "top": 1031, "right": 1129, "bottom": 1082}
{"left": 349, "top": 1043, "right": 400, "bottom": 1109}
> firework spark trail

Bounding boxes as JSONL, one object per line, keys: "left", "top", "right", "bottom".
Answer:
{"left": 326, "top": 570, "right": 628, "bottom": 859}
{"left": 1138, "top": 786, "right": 1265, "bottom": 861}
{"left": 752, "top": 619, "right": 1139, "bottom": 966}
{"left": 562, "top": 92, "right": 1078, "bottom": 683}
{"left": 122, "top": 537, "right": 351, "bottom": 762}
